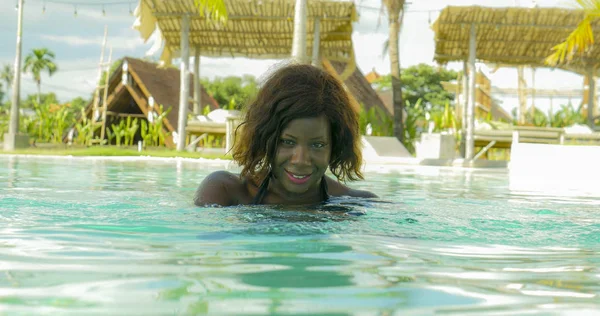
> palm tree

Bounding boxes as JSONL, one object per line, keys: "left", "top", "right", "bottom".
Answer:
{"left": 0, "top": 64, "right": 13, "bottom": 104}
{"left": 382, "top": 0, "right": 406, "bottom": 143}
{"left": 22, "top": 48, "right": 58, "bottom": 105}
{"left": 545, "top": 0, "right": 599, "bottom": 66}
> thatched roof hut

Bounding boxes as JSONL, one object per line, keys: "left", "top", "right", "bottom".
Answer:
{"left": 84, "top": 57, "right": 219, "bottom": 148}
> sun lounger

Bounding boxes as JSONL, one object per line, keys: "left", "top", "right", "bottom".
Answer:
{"left": 185, "top": 112, "right": 241, "bottom": 153}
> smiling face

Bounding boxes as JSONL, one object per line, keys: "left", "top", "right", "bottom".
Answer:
{"left": 272, "top": 115, "right": 332, "bottom": 197}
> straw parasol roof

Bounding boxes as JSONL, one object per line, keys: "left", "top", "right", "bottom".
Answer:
{"left": 431, "top": 6, "right": 600, "bottom": 74}
{"left": 134, "top": 0, "right": 357, "bottom": 71}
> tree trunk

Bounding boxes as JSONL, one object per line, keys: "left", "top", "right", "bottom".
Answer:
{"left": 36, "top": 79, "right": 41, "bottom": 105}
{"left": 389, "top": 13, "right": 404, "bottom": 143}
{"left": 8, "top": 0, "right": 24, "bottom": 140}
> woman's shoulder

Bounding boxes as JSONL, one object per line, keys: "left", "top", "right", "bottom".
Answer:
{"left": 204, "top": 170, "right": 243, "bottom": 184}
{"left": 194, "top": 170, "right": 249, "bottom": 206}
{"left": 325, "top": 176, "right": 379, "bottom": 199}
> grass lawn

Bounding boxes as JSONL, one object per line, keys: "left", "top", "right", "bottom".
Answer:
{"left": 0, "top": 145, "right": 231, "bottom": 160}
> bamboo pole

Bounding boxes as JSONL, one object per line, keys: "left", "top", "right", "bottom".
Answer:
{"left": 517, "top": 66, "right": 527, "bottom": 124}
{"left": 311, "top": 18, "right": 321, "bottom": 67}
{"left": 177, "top": 15, "right": 190, "bottom": 151}
{"left": 530, "top": 67, "right": 536, "bottom": 118}
{"left": 462, "top": 61, "right": 469, "bottom": 131}
{"left": 587, "top": 68, "right": 595, "bottom": 129}
{"left": 193, "top": 47, "right": 201, "bottom": 116}
{"left": 465, "top": 24, "right": 476, "bottom": 161}
{"left": 291, "top": 0, "right": 308, "bottom": 63}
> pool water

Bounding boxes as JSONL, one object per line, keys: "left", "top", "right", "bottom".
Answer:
{"left": 0, "top": 156, "right": 598, "bottom": 315}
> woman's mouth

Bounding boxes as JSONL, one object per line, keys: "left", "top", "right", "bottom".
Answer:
{"left": 285, "top": 170, "right": 312, "bottom": 185}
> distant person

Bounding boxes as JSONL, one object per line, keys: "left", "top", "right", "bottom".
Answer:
{"left": 194, "top": 63, "right": 377, "bottom": 207}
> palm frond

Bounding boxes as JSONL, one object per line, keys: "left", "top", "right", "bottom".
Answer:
{"left": 545, "top": 0, "right": 600, "bottom": 66}
{"left": 194, "top": 0, "right": 228, "bottom": 23}
{"left": 381, "top": 38, "right": 389, "bottom": 59}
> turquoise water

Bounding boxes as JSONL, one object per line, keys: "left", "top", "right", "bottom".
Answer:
{"left": 0, "top": 156, "right": 598, "bottom": 315}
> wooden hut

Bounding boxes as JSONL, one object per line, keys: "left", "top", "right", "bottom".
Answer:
{"left": 84, "top": 57, "right": 219, "bottom": 148}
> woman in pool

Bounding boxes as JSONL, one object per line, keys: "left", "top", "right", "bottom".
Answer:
{"left": 194, "top": 63, "right": 377, "bottom": 207}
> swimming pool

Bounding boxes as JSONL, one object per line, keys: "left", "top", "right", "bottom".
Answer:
{"left": 0, "top": 156, "right": 598, "bottom": 315}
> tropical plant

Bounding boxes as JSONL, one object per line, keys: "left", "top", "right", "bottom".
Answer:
{"left": 111, "top": 121, "right": 127, "bottom": 147}
{"left": 0, "top": 64, "right": 13, "bottom": 104}
{"left": 381, "top": 0, "right": 406, "bottom": 143}
{"left": 0, "top": 83, "right": 4, "bottom": 107}
{"left": 23, "top": 48, "right": 58, "bottom": 104}
{"left": 22, "top": 92, "right": 59, "bottom": 109}
{"left": 545, "top": 0, "right": 600, "bottom": 66}
{"left": 403, "top": 99, "right": 425, "bottom": 154}
{"left": 23, "top": 100, "right": 76, "bottom": 143}
{"left": 358, "top": 104, "right": 393, "bottom": 136}
{"left": 75, "top": 109, "right": 97, "bottom": 146}
{"left": 551, "top": 103, "right": 587, "bottom": 127}
{"left": 139, "top": 105, "right": 172, "bottom": 147}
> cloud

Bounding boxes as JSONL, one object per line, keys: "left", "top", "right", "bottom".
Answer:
{"left": 40, "top": 34, "right": 147, "bottom": 51}
{"left": 8, "top": 57, "right": 100, "bottom": 101}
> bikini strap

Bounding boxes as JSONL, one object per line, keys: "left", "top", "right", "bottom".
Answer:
{"left": 251, "top": 172, "right": 271, "bottom": 205}
{"left": 321, "top": 176, "right": 330, "bottom": 202}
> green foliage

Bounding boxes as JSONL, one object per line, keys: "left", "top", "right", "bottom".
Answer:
{"left": 21, "top": 100, "right": 75, "bottom": 143}
{"left": 0, "top": 64, "right": 13, "bottom": 104}
{"left": 201, "top": 75, "right": 258, "bottom": 110}
{"left": 402, "top": 99, "right": 460, "bottom": 155}
{"left": 512, "top": 103, "right": 588, "bottom": 128}
{"left": 23, "top": 48, "right": 58, "bottom": 81}
{"left": 549, "top": 103, "right": 587, "bottom": 127}
{"left": 428, "top": 101, "right": 459, "bottom": 133}
{"left": 22, "top": 93, "right": 59, "bottom": 109}
{"left": 358, "top": 104, "right": 393, "bottom": 136}
{"left": 110, "top": 116, "right": 139, "bottom": 147}
{"left": 23, "top": 48, "right": 57, "bottom": 102}
{"left": 403, "top": 99, "right": 425, "bottom": 154}
{"left": 75, "top": 109, "right": 96, "bottom": 146}
{"left": 0, "top": 83, "right": 4, "bottom": 106}
{"left": 1, "top": 146, "right": 230, "bottom": 159}
{"left": 111, "top": 120, "right": 127, "bottom": 147}
{"left": 69, "top": 97, "right": 88, "bottom": 112}
{"left": 141, "top": 105, "right": 172, "bottom": 147}
{"left": 193, "top": 0, "right": 228, "bottom": 23}
{"left": 372, "top": 64, "right": 458, "bottom": 112}
{"left": 99, "top": 59, "right": 123, "bottom": 87}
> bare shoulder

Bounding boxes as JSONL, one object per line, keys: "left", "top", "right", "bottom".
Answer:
{"left": 194, "top": 170, "right": 245, "bottom": 207}
{"left": 325, "top": 176, "right": 379, "bottom": 199}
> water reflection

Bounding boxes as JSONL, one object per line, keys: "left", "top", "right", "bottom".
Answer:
{"left": 239, "top": 241, "right": 354, "bottom": 288}
{"left": 0, "top": 157, "right": 599, "bottom": 315}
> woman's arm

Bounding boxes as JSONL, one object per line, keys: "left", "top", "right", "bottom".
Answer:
{"left": 325, "top": 176, "right": 379, "bottom": 199}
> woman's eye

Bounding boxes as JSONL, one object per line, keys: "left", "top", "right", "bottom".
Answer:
{"left": 281, "top": 139, "right": 294, "bottom": 146}
{"left": 312, "top": 142, "right": 325, "bottom": 149}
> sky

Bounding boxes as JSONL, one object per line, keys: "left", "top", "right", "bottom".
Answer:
{"left": 0, "top": 0, "right": 587, "bottom": 114}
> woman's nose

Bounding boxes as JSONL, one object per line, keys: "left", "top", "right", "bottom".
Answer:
{"left": 290, "top": 145, "right": 310, "bottom": 165}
